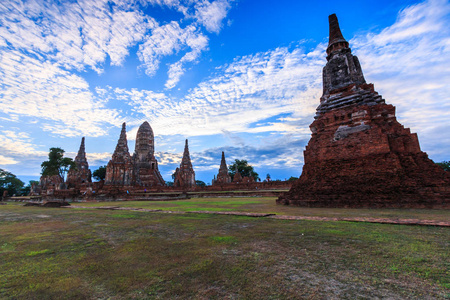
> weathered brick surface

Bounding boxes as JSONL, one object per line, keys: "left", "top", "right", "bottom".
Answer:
{"left": 212, "top": 151, "right": 232, "bottom": 185}
{"left": 278, "top": 14, "right": 450, "bottom": 208}
{"left": 66, "top": 137, "right": 92, "bottom": 188}
{"left": 278, "top": 104, "right": 450, "bottom": 208}
{"left": 174, "top": 139, "right": 196, "bottom": 188}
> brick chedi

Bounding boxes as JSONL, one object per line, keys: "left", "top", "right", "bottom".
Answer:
{"left": 105, "top": 123, "right": 133, "bottom": 186}
{"left": 277, "top": 14, "right": 450, "bottom": 208}
{"left": 212, "top": 151, "right": 231, "bottom": 185}
{"left": 174, "top": 139, "right": 196, "bottom": 187}
{"left": 66, "top": 137, "right": 92, "bottom": 188}
{"left": 132, "top": 121, "right": 165, "bottom": 187}
{"left": 232, "top": 166, "right": 243, "bottom": 183}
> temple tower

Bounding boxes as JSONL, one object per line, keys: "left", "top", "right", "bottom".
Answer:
{"left": 233, "top": 165, "right": 243, "bottom": 183}
{"left": 67, "top": 137, "right": 92, "bottom": 188}
{"left": 132, "top": 121, "right": 165, "bottom": 187}
{"left": 105, "top": 123, "right": 133, "bottom": 185}
{"left": 173, "top": 139, "right": 196, "bottom": 188}
{"left": 212, "top": 151, "right": 231, "bottom": 185}
{"left": 277, "top": 14, "right": 450, "bottom": 208}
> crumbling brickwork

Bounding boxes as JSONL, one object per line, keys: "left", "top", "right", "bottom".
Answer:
{"left": 174, "top": 139, "right": 196, "bottom": 188}
{"left": 66, "top": 137, "right": 92, "bottom": 188}
{"left": 278, "top": 14, "right": 450, "bottom": 208}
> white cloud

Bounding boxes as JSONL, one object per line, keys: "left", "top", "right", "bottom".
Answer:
{"left": 0, "top": 130, "right": 47, "bottom": 161}
{"left": 138, "top": 22, "right": 209, "bottom": 88}
{"left": 0, "top": 0, "right": 156, "bottom": 72}
{"left": 351, "top": 0, "right": 450, "bottom": 159}
{"left": 0, "top": 50, "right": 123, "bottom": 137}
{"left": 193, "top": 0, "right": 233, "bottom": 33}
{"left": 114, "top": 45, "right": 324, "bottom": 136}
{"left": 0, "top": 0, "right": 231, "bottom": 92}
{"left": 0, "top": 155, "right": 18, "bottom": 165}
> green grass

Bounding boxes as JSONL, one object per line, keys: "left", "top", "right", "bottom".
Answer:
{"left": 0, "top": 201, "right": 448, "bottom": 299}
{"left": 68, "top": 197, "right": 450, "bottom": 222}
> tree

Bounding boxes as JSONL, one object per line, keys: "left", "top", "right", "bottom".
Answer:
{"left": 195, "top": 180, "right": 206, "bottom": 187}
{"left": 93, "top": 165, "right": 107, "bottom": 181}
{"left": 266, "top": 173, "right": 271, "bottom": 181}
{"left": 165, "top": 181, "right": 174, "bottom": 187}
{"left": 20, "top": 180, "right": 39, "bottom": 196}
{"left": 436, "top": 161, "right": 450, "bottom": 172}
{"left": 228, "top": 159, "right": 259, "bottom": 181}
{"left": 41, "top": 147, "right": 75, "bottom": 180}
{"left": 287, "top": 176, "right": 299, "bottom": 182}
{"left": 0, "top": 169, "right": 24, "bottom": 197}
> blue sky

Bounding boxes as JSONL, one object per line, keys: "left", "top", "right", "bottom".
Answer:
{"left": 1, "top": 0, "right": 449, "bottom": 184}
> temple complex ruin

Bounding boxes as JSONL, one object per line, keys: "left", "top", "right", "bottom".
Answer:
{"left": 105, "top": 121, "right": 165, "bottom": 187}
{"left": 173, "top": 139, "right": 196, "bottom": 188}
{"left": 66, "top": 137, "right": 92, "bottom": 188}
{"left": 132, "top": 121, "right": 165, "bottom": 187}
{"left": 212, "top": 151, "right": 231, "bottom": 185}
{"left": 277, "top": 14, "right": 450, "bottom": 208}
{"left": 105, "top": 123, "right": 134, "bottom": 186}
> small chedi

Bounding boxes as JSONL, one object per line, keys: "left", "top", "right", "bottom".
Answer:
{"left": 105, "top": 121, "right": 165, "bottom": 187}
{"left": 105, "top": 123, "right": 134, "bottom": 186}
{"left": 173, "top": 139, "right": 196, "bottom": 188}
{"left": 277, "top": 14, "right": 450, "bottom": 208}
{"left": 212, "top": 151, "right": 231, "bottom": 185}
{"left": 66, "top": 137, "right": 92, "bottom": 188}
{"left": 232, "top": 166, "right": 243, "bottom": 183}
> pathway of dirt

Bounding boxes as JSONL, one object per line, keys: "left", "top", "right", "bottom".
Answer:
{"left": 65, "top": 206, "right": 450, "bottom": 227}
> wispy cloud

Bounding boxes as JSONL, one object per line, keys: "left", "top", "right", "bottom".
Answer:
{"left": 192, "top": 0, "right": 233, "bottom": 33}
{"left": 0, "top": 129, "right": 48, "bottom": 174}
{"left": 0, "top": 50, "right": 123, "bottom": 137}
{"left": 352, "top": 0, "right": 450, "bottom": 159}
{"left": 137, "top": 22, "right": 209, "bottom": 88}
{"left": 113, "top": 45, "right": 324, "bottom": 136}
{"left": 116, "top": 0, "right": 450, "bottom": 161}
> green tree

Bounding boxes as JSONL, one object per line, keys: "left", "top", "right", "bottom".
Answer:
{"left": 41, "top": 147, "right": 75, "bottom": 180}
{"left": 20, "top": 180, "right": 39, "bottom": 196}
{"left": 93, "top": 165, "right": 107, "bottom": 181}
{"left": 228, "top": 159, "right": 259, "bottom": 181}
{"left": 195, "top": 180, "right": 206, "bottom": 187}
{"left": 287, "top": 176, "right": 299, "bottom": 182}
{"left": 165, "top": 181, "right": 174, "bottom": 187}
{"left": 0, "top": 169, "right": 24, "bottom": 197}
{"left": 436, "top": 161, "right": 450, "bottom": 172}
{"left": 266, "top": 173, "right": 271, "bottom": 181}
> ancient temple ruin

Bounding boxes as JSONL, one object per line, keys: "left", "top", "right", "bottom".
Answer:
{"left": 132, "top": 122, "right": 165, "bottom": 187}
{"left": 232, "top": 166, "right": 243, "bottom": 183}
{"left": 105, "top": 123, "right": 134, "bottom": 186}
{"left": 66, "top": 137, "right": 92, "bottom": 188}
{"left": 105, "top": 121, "right": 165, "bottom": 187}
{"left": 277, "top": 14, "right": 450, "bottom": 208}
{"left": 173, "top": 139, "right": 196, "bottom": 187}
{"left": 212, "top": 151, "right": 231, "bottom": 185}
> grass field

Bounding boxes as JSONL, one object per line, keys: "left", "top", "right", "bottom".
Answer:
{"left": 1, "top": 199, "right": 449, "bottom": 299}
{"left": 70, "top": 197, "right": 450, "bottom": 222}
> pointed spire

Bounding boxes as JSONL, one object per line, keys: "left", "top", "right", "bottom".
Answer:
{"left": 120, "top": 122, "right": 126, "bottom": 140}
{"left": 181, "top": 139, "right": 193, "bottom": 169}
{"left": 112, "top": 122, "right": 130, "bottom": 161}
{"left": 220, "top": 151, "right": 227, "bottom": 169}
{"left": 73, "top": 136, "right": 89, "bottom": 167}
{"left": 183, "top": 139, "right": 189, "bottom": 156}
{"left": 76, "top": 137, "right": 86, "bottom": 160}
{"left": 327, "top": 14, "right": 349, "bottom": 56}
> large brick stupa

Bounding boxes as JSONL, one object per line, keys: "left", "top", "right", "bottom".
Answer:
{"left": 277, "top": 14, "right": 450, "bottom": 208}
